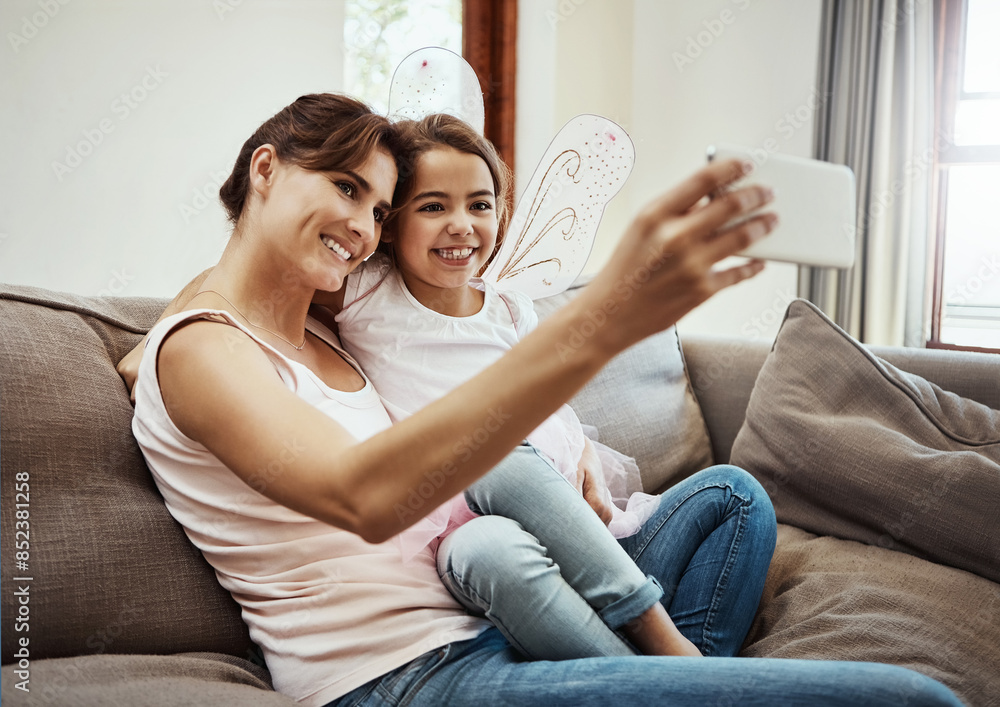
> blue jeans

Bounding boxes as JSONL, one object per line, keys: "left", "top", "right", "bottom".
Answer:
{"left": 438, "top": 454, "right": 776, "bottom": 659}
{"left": 328, "top": 627, "right": 962, "bottom": 706}
{"left": 617, "top": 464, "right": 778, "bottom": 657}
{"left": 330, "top": 465, "right": 960, "bottom": 705}
{"left": 437, "top": 444, "right": 663, "bottom": 659}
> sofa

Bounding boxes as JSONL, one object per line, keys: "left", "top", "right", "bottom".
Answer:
{"left": 1, "top": 282, "right": 998, "bottom": 706}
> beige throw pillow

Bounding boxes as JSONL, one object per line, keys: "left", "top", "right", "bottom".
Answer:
{"left": 730, "top": 299, "right": 1000, "bottom": 583}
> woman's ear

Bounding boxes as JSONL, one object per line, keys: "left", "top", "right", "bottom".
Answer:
{"left": 248, "top": 144, "right": 278, "bottom": 198}
{"left": 375, "top": 225, "right": 395, "bottom": 259}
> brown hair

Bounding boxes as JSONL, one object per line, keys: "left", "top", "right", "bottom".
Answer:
{"left": 219, "top": 93, "right": 402, "bottom": 225}
{"left": 384, "top": 114, "right": 513, "bottom": 249}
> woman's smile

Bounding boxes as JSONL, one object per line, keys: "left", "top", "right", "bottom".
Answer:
{"left": 321, "top": 234, "right": 355, "bottom": 262}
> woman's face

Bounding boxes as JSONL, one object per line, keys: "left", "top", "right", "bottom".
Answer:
{"left": 258, "top": 147, "right": 397, "bottom": 293}
{"left": 388, "top": 146, "right": 498, "bottom": 299}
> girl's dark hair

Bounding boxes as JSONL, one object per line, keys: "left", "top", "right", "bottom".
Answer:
{"left": 385, "top": 114, "right": 513, "bottom": 243}
{"left": 219, "top": 93, "right": 402, "bottom": 224}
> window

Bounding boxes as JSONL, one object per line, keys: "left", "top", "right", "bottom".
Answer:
{"left": 343, "top": 0, "right": 464, "bottom": 115}
{"left": 931, "top": 0, "right": 1000, "bottom": 352}
{"left": 342, "top": 0, "right": 516, "bottom": 173}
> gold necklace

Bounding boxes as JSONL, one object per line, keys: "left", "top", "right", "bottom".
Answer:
{"left": 199, "top": 289, "right": 306, "bottom": 351}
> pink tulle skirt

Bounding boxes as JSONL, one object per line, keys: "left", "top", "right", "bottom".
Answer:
{"left": 393, "top": 405, "right": 659, "bottom": 562}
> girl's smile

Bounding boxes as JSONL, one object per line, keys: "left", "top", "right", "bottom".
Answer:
{"left": 386, "top": 147, "right": 499, "bottom": 315}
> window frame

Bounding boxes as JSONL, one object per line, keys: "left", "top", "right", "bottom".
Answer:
{"left": 928, "top": 0, "right": 1000, "bottom": 354}
{"left": 462, "top": 0, "right": 517, "bottom": 179}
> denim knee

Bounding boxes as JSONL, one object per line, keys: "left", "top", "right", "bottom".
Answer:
{"left": 695, "top": 464, "right": 767, "bottom": 497}
{"left": 700, "top": 465, "right": 776, "bottom": 532}
{"left": 439, "top": 515, "right": 540, "bottom": 582}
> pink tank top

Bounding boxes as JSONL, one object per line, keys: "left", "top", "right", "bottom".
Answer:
{"left": 131, "top": 309, "right": 488, "bottom": 705}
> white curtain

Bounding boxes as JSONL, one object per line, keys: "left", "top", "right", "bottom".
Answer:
{"left": 800, "top": 0, "right": 935, "bottom": 346}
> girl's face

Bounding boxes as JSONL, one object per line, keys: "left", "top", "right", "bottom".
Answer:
{"left": 388, "top": 146, "right": 498, "bottom": 300}
{"left": 258, "top": 147, "right": 396, "bottom": 293}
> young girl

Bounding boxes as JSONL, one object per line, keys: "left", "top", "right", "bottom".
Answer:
{"left": 329, "top": 114, "right": 719, "bottom": 659}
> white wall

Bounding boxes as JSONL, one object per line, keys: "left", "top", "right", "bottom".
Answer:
{"left": 1, "top": 0, "right": 346, "bottom": 298}
{"left": 3, "top": 0, "right": 822, "bottom": 342}
{"left": 517, "top": 0, "right": 824, "bottom": 340}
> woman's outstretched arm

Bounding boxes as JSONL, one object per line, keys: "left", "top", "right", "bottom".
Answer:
{"left": 158, "top": 158, "right": 775, "bottom": 544}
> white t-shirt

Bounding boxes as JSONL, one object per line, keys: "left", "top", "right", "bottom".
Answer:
{"left": 132, "top": 309, "right": 489, "bottom": 706}
{"left": 335, "top": 255, "right": 656, "bottom": 550}
{"left": 335, "top": 253, "right": 586, "bottom": 478}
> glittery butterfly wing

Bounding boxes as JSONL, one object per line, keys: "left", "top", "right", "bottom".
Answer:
{"left": 386, "top": 48, "right": 635, "bottom": 299}
{"left": 481, "top": 114, "right": 635, "bottom": 299}
{"left": 387, "top": 47, "right": 485, "bottom": 134}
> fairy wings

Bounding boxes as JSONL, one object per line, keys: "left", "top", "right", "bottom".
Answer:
{"left": 386, "top": 47, "right": 635, "bottom": 300}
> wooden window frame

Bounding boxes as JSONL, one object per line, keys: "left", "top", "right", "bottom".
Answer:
{"left": 928, "top": 0, "right": 1000, "bottom": 353}
{"left": 461, "top": 0, "right": 517, "bottom": 178}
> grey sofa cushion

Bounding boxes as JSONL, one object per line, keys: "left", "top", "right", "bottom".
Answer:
{"left": 534, "top": 285, "right": 713, "bottom": 493}
{"left": 742, "top": 524, "right": 1000, "bottom": 707}
{"left": 1, "top": 653, "right": 293, "bottom": 706}
{"left": 730, "top": 299, "right": 1000, "bottom": 583}
{"left": 0, "top": 285, "right": 254, "bottom": 663}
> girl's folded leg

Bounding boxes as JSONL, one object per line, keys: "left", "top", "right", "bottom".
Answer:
{"left": 463, "top": 444, "right": 662, "bottom": 633}
{"left": 618, "top": 464, "right": 777, "bottom": 657}
{"left": 437, "top": 515, "right": 635, "bottom": 659}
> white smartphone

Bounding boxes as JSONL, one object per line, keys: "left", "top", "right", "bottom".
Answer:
{"left": 707, "top": 143, "right": 857, "bottom": 269}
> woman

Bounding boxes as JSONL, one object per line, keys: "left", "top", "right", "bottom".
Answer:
{"left": 127, "top": 93, "right": 960, "bottom": 706}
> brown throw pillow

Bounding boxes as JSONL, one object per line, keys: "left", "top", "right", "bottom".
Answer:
{"left": 730, "top": 299, "right": 1000, "bottom": 583}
